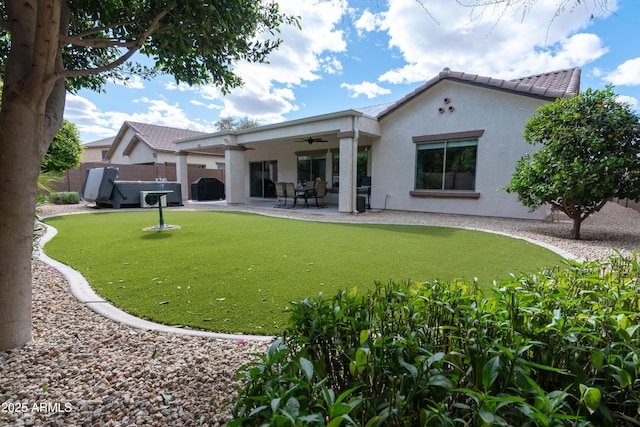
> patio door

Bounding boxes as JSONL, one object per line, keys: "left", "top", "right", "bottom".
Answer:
{"left": 250, "top": 160, "right": 278, "bottom": 198}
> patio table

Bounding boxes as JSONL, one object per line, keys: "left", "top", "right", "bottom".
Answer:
{"left": 294, "top": 186, "right": 314, "bottom": 208}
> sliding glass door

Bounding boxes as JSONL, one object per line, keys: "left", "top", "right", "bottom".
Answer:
{"left": 250, "top": 160, "right": 278, "bottom": 198}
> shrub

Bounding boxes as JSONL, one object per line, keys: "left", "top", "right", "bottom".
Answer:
{"left": 50, "top": 192, "right": 80, "bottom": 205}
{"left": 230, "top": 252, "right": 640, "bottom": 426}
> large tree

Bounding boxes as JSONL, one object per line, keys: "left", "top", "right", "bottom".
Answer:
{"left": 0, "top": 1, "right": 296, "bottom": 350}
{"left": 505, "top": 86, "right": 640, "bottom": 240}
{"left": 215, "top": 116, "right": 261, "bottom": 131}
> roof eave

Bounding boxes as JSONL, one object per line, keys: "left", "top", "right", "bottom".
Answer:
{"left": 378, "top": 68, "right": 580, "bottom": 120}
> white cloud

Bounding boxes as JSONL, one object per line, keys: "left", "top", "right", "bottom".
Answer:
{"left": 617, "top": 94, "right": 638, "bottom": 109}
{"left": 205, "top": 0, "right": 349, "bottom": 123}
{"left": 64, "top": 94, "right": 116, "bottom": 141}
{"left": 341, "top": 81, "right": 391, "bottom": 98}
{"left": 354, "top": 9, "right": 384, "bottom": 35}
{"left": 603, "top": 57, "right": 640, "bottom": 86}
{"left": 109, "top": 74, "right": 145, "bottom": 89}
{"left": 64, "top": 94, "right": 217, "bottom": 142}
{"left": 368, "top": 0, "right": 614, "bottom": 85}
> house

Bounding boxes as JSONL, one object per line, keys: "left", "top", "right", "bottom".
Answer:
{"left": 173, "top": 67, "right": 580, "bottom": 219}
{"left": 81, "top": 136, "right": 114, "bottom": 163}
{"left": 105, "top": 121, "right": 225, "bottom": 169}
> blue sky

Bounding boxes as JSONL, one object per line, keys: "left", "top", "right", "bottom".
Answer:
{"left": 64, "top": 0, "right": 640, "bottom": 144}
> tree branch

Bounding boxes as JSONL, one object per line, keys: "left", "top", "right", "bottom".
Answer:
{"left": 62, "top": 37, "right": 143, "bottom": 48}
{"left": 52, "top": 4, "right": 175, "bottom": 84}
{"left": 60, "top": 19, "right": 137, "bottom": 42}
{"left": 0, "top": 19, "right": 9, "bottom": 33}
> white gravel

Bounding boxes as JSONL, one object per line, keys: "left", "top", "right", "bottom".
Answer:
{"left": 1, "top": 201, "right": 639, "bottom": 426}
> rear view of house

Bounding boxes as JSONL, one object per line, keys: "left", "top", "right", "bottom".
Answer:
{"left": 174, "top": 67, "right": 580, "bottom": 219}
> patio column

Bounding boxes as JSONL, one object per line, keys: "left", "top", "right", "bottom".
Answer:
{"left": 225, "top": 144, "right": 247, "bottom": 205}
{"left": 175, "top": 150, "right": 189, "bottom": 202}
{"left": 338, "top": 126, "right": 359, "bottom": 214}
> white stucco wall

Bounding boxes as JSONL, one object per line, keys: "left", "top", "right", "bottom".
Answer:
{"left": 372, "top": 81, "right": 547, "bottom": 219}
{"left": 107, "top": 128, "right": 154, "bottom": 164}
{"left": 156, "top": 152, "right": 224, "bottom": 168}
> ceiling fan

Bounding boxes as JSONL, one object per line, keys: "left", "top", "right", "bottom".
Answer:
{"left": 296, "top": 136, "right": 328, "bottom": 145}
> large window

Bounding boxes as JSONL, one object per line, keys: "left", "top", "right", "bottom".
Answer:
{"left": 297, "top": 154, "right": 326, "bottom": 184}
{"left": 416, "top": 139, "right": 477, "bottom": 191}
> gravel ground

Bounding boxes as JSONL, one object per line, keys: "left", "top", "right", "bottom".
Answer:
{"left": 2, "top": 201, "right": 640, "bottom": 426}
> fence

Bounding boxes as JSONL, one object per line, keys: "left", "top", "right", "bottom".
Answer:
{"left": 51, "top": 162, "right": 225, "bottom": 200}
{"left": 613, "top": 197, "right": 640, "bottom": 213}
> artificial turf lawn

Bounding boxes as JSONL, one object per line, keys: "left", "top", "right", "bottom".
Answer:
{"left": 42, "top": 210, "right": 564, "bottom": 335}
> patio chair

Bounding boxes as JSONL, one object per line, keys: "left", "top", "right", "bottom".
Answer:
{"left": 310, "top": 181, "right": 328, "bottom": 208}
{"left": 284, "top": 182, "right": 296, "bottom": 208}
{"left": 274, "top": 182, "right": 287, "bottom": 207}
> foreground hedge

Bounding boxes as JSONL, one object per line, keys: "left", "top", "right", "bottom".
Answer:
{"left": 230, "top": 252, "right": 640, "bottom": 426}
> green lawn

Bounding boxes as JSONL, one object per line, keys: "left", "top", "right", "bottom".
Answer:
{"left": 42, "top": 210, "right": 564, "bottom": 335}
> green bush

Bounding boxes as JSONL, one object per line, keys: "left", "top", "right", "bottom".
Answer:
{"left": 50, "top": 192, "right": 79, "bottom": 205}
{"left": 230, "top": 252, "right": 640, "bottom": 426}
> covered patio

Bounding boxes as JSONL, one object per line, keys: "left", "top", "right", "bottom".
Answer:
{"left": 173, "top": 109, "right": 382, "bottom": 214}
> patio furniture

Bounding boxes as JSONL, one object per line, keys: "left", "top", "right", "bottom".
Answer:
{"left": 284, "top": 182, "right": 297, "bottom": 208}
{"left": 309, "top": 181, "right": 328, "bottom": 208}
{"left": 294, "top": 184, "right": 311, "bottom": 208}
{"left": 274, "top": 182, "right": 289, "bottom": 208}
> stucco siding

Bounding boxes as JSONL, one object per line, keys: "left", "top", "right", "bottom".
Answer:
{"left": 372, "top": 80, "right": 546, "bottom": 219}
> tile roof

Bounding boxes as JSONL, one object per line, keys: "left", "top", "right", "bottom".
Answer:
{"left": 83, "top": 136, "right": 114, "bottom": 147}
{"left": 125, "top": 121, "right": 208, "bottom": 152}
{"left": 378, "top": 67, "right": 581, "bottom": 119}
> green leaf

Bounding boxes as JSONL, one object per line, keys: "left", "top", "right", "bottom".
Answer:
{"left": 482, "top": 356, "right": 500, "bottom": 391}
{"left": 591, "top": 351, "right": 604, "bottom": 371}
{"left": 427, "top": 374, "right": 453, "bottom": 391}
{"left": 299, "top": 357, "right": 314, "bottom": 382}
{"left": 397, "top": 352, "right": 418, "bottom": 380}
{"left": 360, "top": 329, "right": 370, "bottom": 345}
{"left": 285, "top": 397, "right": 300, "bottom": 419}
{"left": 579, "top": 384, "right": 601, "bottom": 414}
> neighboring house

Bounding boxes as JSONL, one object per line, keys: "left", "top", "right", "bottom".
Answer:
{"left": 105, "top": 121, "right": 225, "bottom": 169}
{"left": 81, "top": 136, "right": 114, "bottom": 163}
{"left": 173, "top": 67, "right": 580, "bottom": 219}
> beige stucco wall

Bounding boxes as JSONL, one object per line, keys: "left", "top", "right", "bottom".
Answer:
{"left": 372, "top": 80, "right": 547, "bottom": 220}
{"left": 81, "top": 147, "right": 108, "bottom": 163}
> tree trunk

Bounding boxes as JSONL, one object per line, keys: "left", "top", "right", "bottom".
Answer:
{"left": 570, "top": 218, "right": 582, "bottom": 240}
{"left": 0, "top": 102, "right": 47, "bottom": 350}
{"left": 0, "top": 0, "right": 65, "bottom": 350}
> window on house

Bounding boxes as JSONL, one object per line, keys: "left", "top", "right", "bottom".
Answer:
{"left": 416, "top": 139, "right": 477, "bottom": 190}
{"left": 331, "top": 148, "right": 369, "bottom": 189}
{"left": 297, "top": 154, "right": 326, "bottom": 184}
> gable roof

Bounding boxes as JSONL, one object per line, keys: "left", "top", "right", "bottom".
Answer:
{"left": 106, "top": 121, "right": 208, "bottom": 159}
{"left": 123, "top": 121, "right": 208, "bottom": 152}
{"left": 378, "top": 67, "right": 581, "bottom": 120}
{"left": 83, "top": 136, "right": 114, "bottom": 148}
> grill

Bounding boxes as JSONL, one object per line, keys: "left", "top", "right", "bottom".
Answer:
{"left": 191, "top": 177, "right": 225, "bottom": 201}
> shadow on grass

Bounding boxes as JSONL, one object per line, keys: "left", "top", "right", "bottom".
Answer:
{"left": 139, "top": 231, "right": 178, "bottom": 240}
